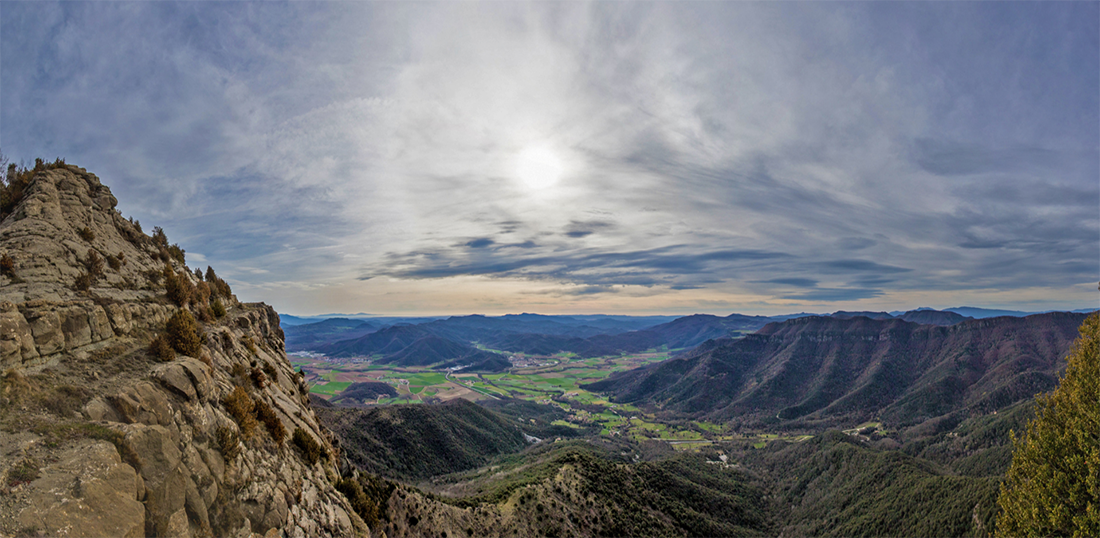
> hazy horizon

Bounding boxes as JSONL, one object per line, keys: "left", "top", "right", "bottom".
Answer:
{"left": 277, "top": 305, "right": 1096, "bottom": 320}
{"left": 3, "top": 2, "right": 1097, "bottom": 316}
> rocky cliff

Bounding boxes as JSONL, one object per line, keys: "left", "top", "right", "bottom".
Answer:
{"left": 0, "top": 164, "right": 367, "bottom": 537}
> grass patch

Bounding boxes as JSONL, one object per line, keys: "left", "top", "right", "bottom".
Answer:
{"left": 310, "top": 381, "right": 352, "bottom": 396}
{"left": 6, "top": 457, "right": 39, "bottom": 487}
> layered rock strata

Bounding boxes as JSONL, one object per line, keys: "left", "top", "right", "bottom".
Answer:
{"left": 0, "top": 165, "right": 367, "bottom": 537}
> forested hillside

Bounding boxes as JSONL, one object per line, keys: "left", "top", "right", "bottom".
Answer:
{"left": 587, "top": 313, "right": 1087, "bottom": 427}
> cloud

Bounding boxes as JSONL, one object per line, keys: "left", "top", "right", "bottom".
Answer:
{"left": 912, "top": 138, "right": 1061, "bottom": 177}
{"left": 819, "top": 260, "right": 911, "bottom": 274}
{"left": 836, "top": 238, "right": 877, "bottom": 251}
{"left": 2, "top": 1, "right": 1096, "bottom": 315}
{"left": 563, "top": 220, "right": 615, "bottom": 239}
{"left": 760, "top": 278, "right": 818, "bottom": 288}
{"left": 465, "top": 238, "right": 495, "bottom": 248}
{"left": 366, "top": 243, "right": 792, "bottom": 289}
{"left": 782, "top": 288, "right": 884, "bottom": 302}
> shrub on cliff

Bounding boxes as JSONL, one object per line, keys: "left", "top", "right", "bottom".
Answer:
{"left": 250, "top": 366, "right": 267, "bottom": 388}
{"left": 85, "top": 249, "right": 104, "bottom": 276}
{"left": 151, "top": 226, "right": 168, "bottom": 247}
{"left": 254, "top": 398, "right": 286, "bottom": 446}
{"left": 167, "top": 243, "right": 185, "bottom": 265}
{"left": 337, "top": 477, "right": 382, "bottom": 527}
{"left": 292, "top": 427, "right": 326, "bottom": 465}
{"left": 149, "top": 334, "right": 175, "bottom": 361}
{"left": 211, "top": 299, "right": 227, "bottom": 318}
{"left": 223, "top": 386, "right": 258, "bottom": 440}
{"left": 166, "top": 309, "right": 203, "bottom": 357}
{"left": 73, "top": 249, "right": 105, "bottom": 291}
{"left": 195, "top": 281, "right": 211, "bottom": 305}
{"left": 216, "top": 426, "right": 241, "bottom": 462}
{"left": 204, "top": 266, "right": 233, "bottom": 298}
{"left": 164, "top": 267, "right": 193, "bottom": 307}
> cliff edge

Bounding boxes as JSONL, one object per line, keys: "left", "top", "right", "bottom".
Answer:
{"left": 0, "top": 163, "right": 367, "bottom": 537}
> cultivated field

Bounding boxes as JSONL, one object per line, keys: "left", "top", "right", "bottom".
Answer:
{"left": 290, "top": 351, "right": 811, "bottom": 447}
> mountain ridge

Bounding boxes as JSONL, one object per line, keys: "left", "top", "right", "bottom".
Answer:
{"left": 585, "top": 312, "right": 1088, "bottom": 427}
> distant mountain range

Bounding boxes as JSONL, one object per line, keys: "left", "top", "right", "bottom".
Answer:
{"left": 280, "top": 306, "right": 1095, "bottom": 328}
{"left": 286, "top": 307, "right": 1095, "bottom": 373}
{"left": 304, "top": 312, "right": 776, "bottom": 362}
{"left": 585, "top": 312, "right": 1090, "bottom": 427}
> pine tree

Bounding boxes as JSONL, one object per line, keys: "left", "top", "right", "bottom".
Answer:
{"left": 997, "top": 312, "right": 1099, "bottom": 537}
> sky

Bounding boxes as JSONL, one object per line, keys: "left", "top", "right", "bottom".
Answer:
{"left": 1, "top": 1, "right": 1097, "bottom": 316}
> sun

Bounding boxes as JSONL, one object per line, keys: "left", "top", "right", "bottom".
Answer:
{"left": 515, "top": 145, "right": 564, "bottom": 190}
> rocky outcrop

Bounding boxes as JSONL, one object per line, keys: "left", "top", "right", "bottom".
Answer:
{"left": 0, "top": 165, "right": 367, "bottom": 537}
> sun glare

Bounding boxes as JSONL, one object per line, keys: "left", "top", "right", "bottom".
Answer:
{"left": 515, "top": 145, "right": 564, "bottom": 190}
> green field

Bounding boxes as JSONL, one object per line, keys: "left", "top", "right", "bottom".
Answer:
{"left": 289, "top": 350, "right": 816, "bottom": 448}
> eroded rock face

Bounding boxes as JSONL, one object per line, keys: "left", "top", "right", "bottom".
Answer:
{"left": 0, "top": 166, "right": 367, "bottom": 537}
{"left": 0, "top": 167, "right": 183, "bottom": 369}
{"left": 15, "top": 441, "right": 145, "bottom": 538}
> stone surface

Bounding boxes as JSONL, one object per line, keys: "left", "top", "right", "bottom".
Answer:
{"left": 0, "top": 166, "right": 369, "bottom": 537}
{"left": 15, "top": 442, "right": 145, "bottom": 538}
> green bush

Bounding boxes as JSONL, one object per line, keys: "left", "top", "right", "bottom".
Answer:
{"left": 105, "top": 254, "right": 121, "bottom": 271}
{"left": 223, "top": 386, "right": 257, "bottom": 440}
{"left": 164, "top": 267, "right": 193, "bottom": 306}
{"left": 149, "top": 334, "right": 175, "bottom": 361}
{"left": 166, "top": 309, "right": 203, "bottom": 357}
{"left": 202, "top": 266, "right": 234, "bottom": 299}
{"left": 78, "top": 226, "right": 95, "bottom": 242}
{"left": 216, "top": 278, "right": 232, "bottom": 298}
{"left": 195, "top": 305, "right": 213, "bottom": 323}
{"left": 254, "top": 398, "right": 286, "bottom": 446}
{"left": 337, "top": 477, "right": 382, "bottom": 527}
{"left": 1, "top": 161, "right": 35, "bottom": 216}
{"left": 167, "top": 244, "right": 185, "bottom": 264}
{"left": 211, "top": 299, "right": 227, "bottom": 318}
{"left": 194, "top": 281, "right": 211, "bottom": 305}
{"left": 151, "top": 226, "right": 168, "bottom": 247}
{"left": 292, "top": 427, "right": 325, "bottom": 465}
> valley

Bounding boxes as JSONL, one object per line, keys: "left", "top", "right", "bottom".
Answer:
{"left": 288, "top": 308, "right": 1094, "bottom": 537}
{"left": 292, "top": 350, "right": 808, "bottom": 448}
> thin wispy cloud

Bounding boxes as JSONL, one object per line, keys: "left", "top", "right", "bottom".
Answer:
{"left": 2, "top": 1, "right": 1096, "bottom": 315}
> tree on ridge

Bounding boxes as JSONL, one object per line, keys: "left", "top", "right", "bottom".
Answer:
{"left": 996, "top": 312, "right": 1099, "bottom": 537}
